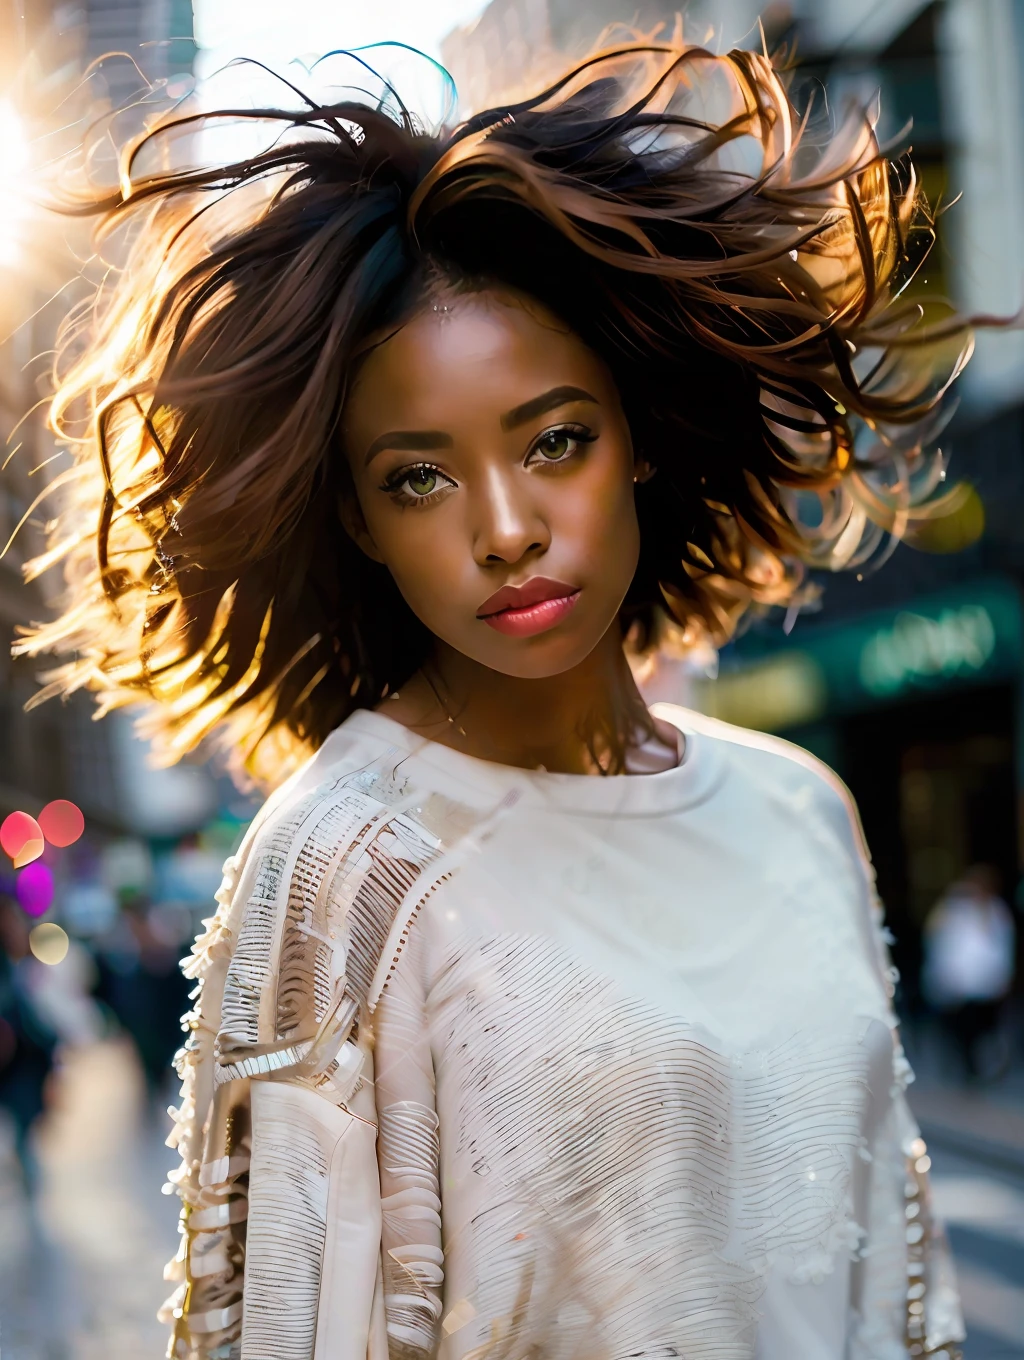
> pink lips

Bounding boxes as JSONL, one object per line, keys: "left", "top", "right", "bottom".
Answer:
{"left": 477, "top": 577, "right": 581, "bottom": 638}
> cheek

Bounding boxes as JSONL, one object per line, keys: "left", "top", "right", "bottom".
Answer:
{"left": 560, "top": 452, "right": 641, "bottom": 583}
{"left": 362, "top": 500, "right": 473, "bottom": 616}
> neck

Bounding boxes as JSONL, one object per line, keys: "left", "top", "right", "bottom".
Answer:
{"left": 382, "top": 626, "right": 676, "bottom": 775}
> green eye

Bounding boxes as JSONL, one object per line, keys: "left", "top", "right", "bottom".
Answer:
{"left": 406, "top": 468, "right": 438, "bottom": 496}
{"left": 380, "top": 462, "right": 454, "bottom": 504}
{"left": 379, "top": 461, "right": 454, "bottom": 504}
{"left": 537, "top": 431, "right": 571, "bottom": 460}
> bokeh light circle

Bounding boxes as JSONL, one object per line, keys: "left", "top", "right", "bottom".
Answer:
{"left": 1, "top": 811, "right": 44, "bottom": 867}
{"left": 38, "top": 799, "right": 85, "bottom": 848}
{"left": 29, "top": 922, "right": 68, "bottom": 966}
{"left": 16, "top": 861, "right": 54, "bottom": 917}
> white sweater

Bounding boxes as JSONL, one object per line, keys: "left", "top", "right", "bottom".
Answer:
{"left": 162, "top": 704, "right": 964, "bottom": 1360}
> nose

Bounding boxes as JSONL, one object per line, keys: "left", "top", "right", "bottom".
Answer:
{"left": 471, "top": 463, "right": 550, "bottom": 567}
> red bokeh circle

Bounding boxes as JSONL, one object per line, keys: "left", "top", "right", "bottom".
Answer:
{"left": 38, "top": 799, "right": 85, "bottom": 848}
{"left": 0, "top": 811, "right": 44, "bottom": 868}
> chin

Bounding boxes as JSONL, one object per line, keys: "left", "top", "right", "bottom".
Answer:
{"left": 481, "top": 650, "right": 591, "bottom": 680}
{"left": 470, "top": 624, "right": 613, "bottom": 680}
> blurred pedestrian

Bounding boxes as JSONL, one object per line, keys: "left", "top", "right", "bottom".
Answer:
{"left": 0, "top": 895, "right": 58, "bottom": 1189}
{"left": 95, "top": 895, "right": 191, "bottom": 1103}
{"left": 922, "top": 864, "right": 1016, "bottom": 1081}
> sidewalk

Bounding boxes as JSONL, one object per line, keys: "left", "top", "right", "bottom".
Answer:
{"left": 0, "top": 1039, "right": 179, "bottom": 1360}
{"left": 910, "top": 1081, "right": 1024, "bottom": 1172}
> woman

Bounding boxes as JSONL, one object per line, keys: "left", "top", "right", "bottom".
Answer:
{"left": 24, "top": 37, "right": 967, "bottom": 1360}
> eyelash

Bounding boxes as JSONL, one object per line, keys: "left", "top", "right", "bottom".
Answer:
{"left": 526, "top": 423, "right": 597, "bottom": 466}
{"left": 378, "top": 462, "right": 454, "bottom": 507}
{"left": 378, "top": 423, "right": 598, "bottom": 507}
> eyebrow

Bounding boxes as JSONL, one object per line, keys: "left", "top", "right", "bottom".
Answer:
{"left": 500, "top": 385, "right": 599, "bottom": 431}
{"left": 362, "top": 385, "right": 599, "bottom": 467}
{"left": 364, "top": 429, "right": 454, "bottom": 467}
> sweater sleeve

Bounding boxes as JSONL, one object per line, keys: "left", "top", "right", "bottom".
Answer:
{"left": 812, "top": 765, "right": 966, "bottom": 1360}
{"left": 374, "top": 923, "right": 444, "bottom": 1357}
{"left": 848, "top": 892, "right": 966, "bottom": 1360}
{"left": 162, "top": 764, "right": 451, "bottom": 1360}
{"left": 850, "top": 1074, "right": 965, "bottom": 1360}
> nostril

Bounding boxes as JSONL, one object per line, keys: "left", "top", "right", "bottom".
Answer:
{"left": 485, "top": 542, "right": 544, "bottom": 564}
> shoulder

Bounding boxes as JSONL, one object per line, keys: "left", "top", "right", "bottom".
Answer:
{"left": 212, "top": 714, "right": 431, "bottom": 1045}
{"left": 232, "top": 710, "right": 422, "bottom": 873}
{"left": 239, "top": 709, "right": 432, "bottom": 907}
{"left": 655, "top": 704, "right": 894, "bottom": 993}
{"left": 216, "top": 709, "right": 499, "bottom": 1051}
{"left": 653, "top": 702, "right": 872, "bottom": 872}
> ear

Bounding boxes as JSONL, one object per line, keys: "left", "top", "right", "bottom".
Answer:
{"left": 338, "top": 490, "right": 385, "bottom": 564}
{"left": 633, "top": 458, "right": 656, "bottom": 485}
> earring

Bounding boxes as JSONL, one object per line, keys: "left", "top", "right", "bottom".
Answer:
{"left": 633, "top": 461, "right": 655, "bottom": 484}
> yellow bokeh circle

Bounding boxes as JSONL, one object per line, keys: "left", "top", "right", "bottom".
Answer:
{"left": 29, "top": 922, "right": 69, "bottom": 966}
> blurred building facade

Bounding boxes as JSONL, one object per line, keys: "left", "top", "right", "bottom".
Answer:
{"left": 0, "top": 0, "right": 207, "bottom": 842}
{"left": 444, "top": 0, "right": 1024, "bottom": 986}
{"left": 0, "top": 4, "right": 245, "bottom": 1055}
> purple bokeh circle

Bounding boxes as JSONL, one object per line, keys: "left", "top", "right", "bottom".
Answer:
{"left": 17, "top": 862, "right": 54, "bottom": 917}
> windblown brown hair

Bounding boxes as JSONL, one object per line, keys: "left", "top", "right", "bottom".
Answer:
{"left": 18, "top": 37, "right": 973, "bottom": 783}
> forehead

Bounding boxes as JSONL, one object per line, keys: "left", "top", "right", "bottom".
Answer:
{"left": 344, "top": 291, "right": 614, "bottom": 436}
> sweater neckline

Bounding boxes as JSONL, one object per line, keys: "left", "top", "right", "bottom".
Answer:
{"left": 336, "top": 704, "right": 723, "bottom": 817}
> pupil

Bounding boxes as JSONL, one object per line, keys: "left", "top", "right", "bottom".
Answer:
{"left": 410, "top": 470, "right": 436, "bottom": 494}
{"left": 542, "top": 434, "right": 567, "bottom": 458}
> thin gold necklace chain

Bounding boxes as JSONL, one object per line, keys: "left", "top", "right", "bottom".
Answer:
{"left": 421, "top": 663, "right": 468, "bottom": 738}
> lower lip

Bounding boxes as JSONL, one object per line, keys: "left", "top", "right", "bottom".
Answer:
{"left": 480, "top": 591, "right": 581, "bottom": 638}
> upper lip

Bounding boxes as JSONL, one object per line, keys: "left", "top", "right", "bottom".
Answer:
{"left": 476, "top": 576, "right": 579, "bottom": 617}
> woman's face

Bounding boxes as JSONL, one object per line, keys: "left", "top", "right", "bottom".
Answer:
{"left": 341, "top": 289, "right": 640, "bottom": 679}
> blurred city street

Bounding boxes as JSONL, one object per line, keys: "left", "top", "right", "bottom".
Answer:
{"left": 927, "top": 1144, "right": 1024, "bottom": 1360}
{"left": 0, "top": 1040, "right": 178, "bottom": 1360}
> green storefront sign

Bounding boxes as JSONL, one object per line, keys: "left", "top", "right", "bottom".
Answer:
{"left": 708, "top": 577, "right": 1023, "bottom": 730}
